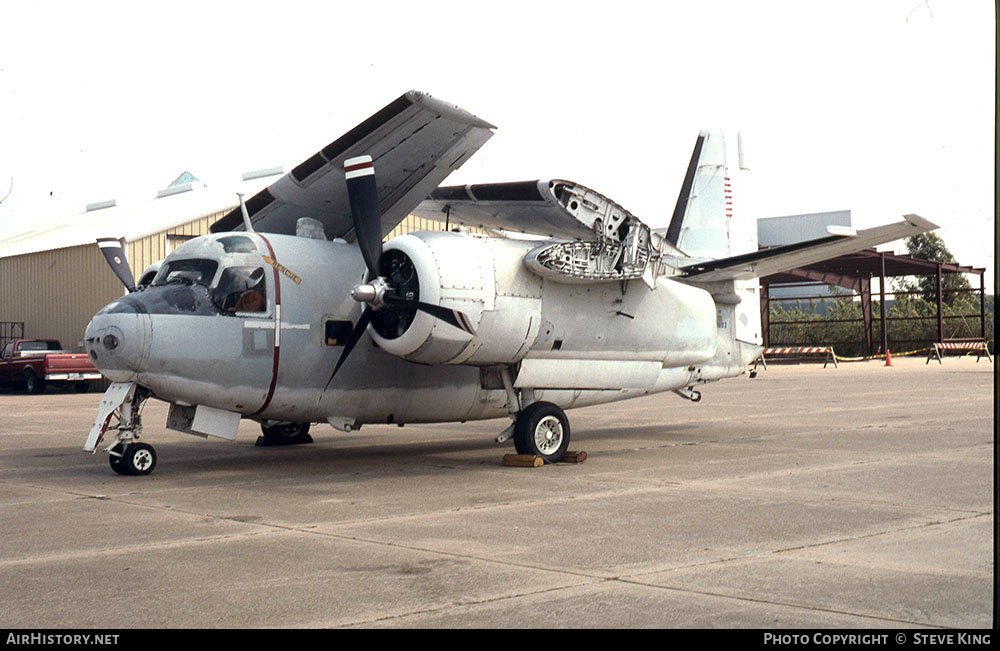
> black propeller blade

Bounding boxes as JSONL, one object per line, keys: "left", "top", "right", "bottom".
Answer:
{"left": 382, "top": 294, "right": 476, "bottom": 335}
{"left": 326, "top": 307, "right": 373, "bottom": 390}
{"left": 96, "top": 238, "right": 136, "bottom": 292}
{"left": 326, "top": 155, "right": 477, "bottom": 387}
{"left": 344, "top": 155, "right": 383, "bottom": 278}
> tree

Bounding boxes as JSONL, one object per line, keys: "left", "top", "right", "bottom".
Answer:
{"left": 900, "top": 232, "right": 971, "bottom": 306}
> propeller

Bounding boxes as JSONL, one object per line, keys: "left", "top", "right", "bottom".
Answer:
{"left": 96, "top": 238, "right": 136, "bottom": 292}
{"left": 325, "top": 155, "right": 475, "bottom": 388}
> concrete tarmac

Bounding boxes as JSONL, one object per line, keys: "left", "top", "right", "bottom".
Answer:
{"left": 0, "top": 356, "right": 994, "bottom": 629}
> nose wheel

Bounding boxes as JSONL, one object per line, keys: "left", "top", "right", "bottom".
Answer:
{"left": 108, "top": 442, "right": 157, "bottom": 476}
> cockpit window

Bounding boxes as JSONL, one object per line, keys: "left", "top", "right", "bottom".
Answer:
{"left": 212, "top": 266, "right": 268, "bottom": 314}
{"left": 217, "top": 236, "right": 258, "bottom": 254}
{"left": 152, "top": 259, "right": 219, "bottom": 287}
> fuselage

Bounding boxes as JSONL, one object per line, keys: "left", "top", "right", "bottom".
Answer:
{"left": 84, "top": 231, "right": 730, "bottom": 429}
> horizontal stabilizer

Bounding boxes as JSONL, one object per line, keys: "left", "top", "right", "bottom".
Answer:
{"left": 680, "top": 214, "right": 937, "bottom": 282}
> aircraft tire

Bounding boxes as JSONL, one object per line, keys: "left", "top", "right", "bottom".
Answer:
{"left": 123, "top": 443, "right": 157, "bottom": 476}
{"left": 108, "top": 443, "right": 130, "bottom": 475}
{"left": 258, "top": 422, "right": 313, "bottom": 446}
{"left": 513, "top": 402, "right": 570, "bottom": 464}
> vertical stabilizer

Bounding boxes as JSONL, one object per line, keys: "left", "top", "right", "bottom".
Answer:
{"left": 666, "top": 130, "right": 731, "bottom": 260}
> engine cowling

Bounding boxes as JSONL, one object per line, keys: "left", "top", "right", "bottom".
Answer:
{"left": 369, "top": 232, "right": 542, "bottom": 365}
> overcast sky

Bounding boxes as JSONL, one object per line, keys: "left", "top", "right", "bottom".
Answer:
{"left": 1, "top": 1, "right": 995, "bottom": 288}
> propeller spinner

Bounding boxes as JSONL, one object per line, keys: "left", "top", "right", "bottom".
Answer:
{"left": 327, "top": 156, "right": 475, "bottom": 387}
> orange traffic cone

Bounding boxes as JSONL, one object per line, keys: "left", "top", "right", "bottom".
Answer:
{"left": 885, "top": 349, "right": 892, "bottom": 366}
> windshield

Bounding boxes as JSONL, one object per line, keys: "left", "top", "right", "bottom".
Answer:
{"left": 152, "top": 259, "right": 219, "bottom": 287}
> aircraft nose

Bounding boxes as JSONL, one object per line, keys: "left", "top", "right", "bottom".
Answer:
{"left": 84, "top": 298, "right": 151, "bottom": 382}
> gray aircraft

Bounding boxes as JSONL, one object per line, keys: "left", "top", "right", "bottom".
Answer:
{"left": 82, "top": 91, "right": 935, "bottom": 475}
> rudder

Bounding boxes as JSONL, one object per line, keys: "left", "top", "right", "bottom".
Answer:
{"left": 665, "top": 130, "right": 732, "bottom": 260}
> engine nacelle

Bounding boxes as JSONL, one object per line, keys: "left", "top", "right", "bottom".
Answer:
{"left": 369, "top": 232, "right": 542, "bottom": 365}
{"left": 370, "top": 231, "right": 717, "bottom": 371}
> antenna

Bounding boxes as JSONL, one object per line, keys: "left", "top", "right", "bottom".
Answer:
{"left": 737, "top": 131, "right": 749, "bottom": 171}
{"left": 237, "top": 193, "right": 256, "bottom": 233}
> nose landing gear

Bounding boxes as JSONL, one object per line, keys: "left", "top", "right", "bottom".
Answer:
{"left": 85, "top": 382, "right": 157, "bottom": 476}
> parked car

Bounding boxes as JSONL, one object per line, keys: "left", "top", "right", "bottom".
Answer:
{"left": 0, "top": 339, "right": 103, "bottom": 393}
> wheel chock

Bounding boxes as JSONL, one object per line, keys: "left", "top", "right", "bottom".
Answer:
{"left": 503, "top": 454, "right": 544, "bottom": 468}
{"left": 502, "top": 451, "right": 588, "bottom": 467}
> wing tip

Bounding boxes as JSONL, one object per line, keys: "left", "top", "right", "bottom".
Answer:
{"left": 903, "top": 213, "right": 938, "bottom": 232}
{"left": 407, "top": 90, "right": 497, "bottom": 130}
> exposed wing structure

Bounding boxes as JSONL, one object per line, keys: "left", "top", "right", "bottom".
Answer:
{"left": 680, "top": 214, "right": 937, "bottom": 282}
{"left": 415, "top": 179, "right": 686, "bottom": 285}
{"left": 414, "top": 179, "right": 613, "bottom": 240}
{"left": 210, "top": 91, "right": 495, "bottom": 239}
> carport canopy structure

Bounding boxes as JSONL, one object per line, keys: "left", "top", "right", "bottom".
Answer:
{"left": 760, "top": 248, "right": 988, "bottom": 354}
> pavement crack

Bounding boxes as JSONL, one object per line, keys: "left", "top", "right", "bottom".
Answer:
{"left": 609, "top": 576, "right": 953, "bottom": 628}
{"left": 769, "top": 512, "right": 990, "bottom": 555}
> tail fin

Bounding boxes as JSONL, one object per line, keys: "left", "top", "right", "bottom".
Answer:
{"left": 665, "top": 130, "right": 732, "bottom": 259}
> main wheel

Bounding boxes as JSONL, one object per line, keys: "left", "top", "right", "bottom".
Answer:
{"left": 513, "top": 402, "right": 570, "bottom": 464}
{"left": 258, "top": 422, "right": 312, "bottom": 447}
{"left": 122, "top": 443, "right": 157, "bottom": 476}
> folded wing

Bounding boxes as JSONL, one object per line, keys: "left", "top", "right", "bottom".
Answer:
{"left": 680, "top": 214, "right": 937, "bottom": 282}
{"left": 413, "top": 179, "right": 651, "bottom": 241}
{"left": 211, "top": 91, "right": 495, "bottom": 239}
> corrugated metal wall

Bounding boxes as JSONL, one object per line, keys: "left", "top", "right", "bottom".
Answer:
{"left": 0, "top": 244, "right": 123, "bottom": 351}
{"left": 0, "top": 211, "right": 456, "bottom": 353}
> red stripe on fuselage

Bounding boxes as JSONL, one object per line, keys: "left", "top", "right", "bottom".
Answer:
{"left": 251, "top": 234, "right": 282, "bottom": 417}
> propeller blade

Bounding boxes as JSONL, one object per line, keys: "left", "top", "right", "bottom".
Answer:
{"left": 344, "top": 155, "right": 383, "bottom": 278}
{"left": 325, "top": 307, "right": 374, "bottom": 388}
{"left": 383, "top": 295, "right": 476, "bottom": 335}
{"left": 96, "top": 238, "right": 136, "bottom": 292}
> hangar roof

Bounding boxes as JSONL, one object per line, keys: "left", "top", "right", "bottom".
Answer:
{"left": 0, "top": 174, "right": 275, "bottom": 260}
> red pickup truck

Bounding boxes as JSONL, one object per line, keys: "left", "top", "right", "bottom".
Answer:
{"left": 0, "top": 339, "right": 103, "bottom": 393}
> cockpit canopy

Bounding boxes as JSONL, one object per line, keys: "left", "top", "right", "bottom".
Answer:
{"left": 152, "top": 258, "right": 219, "bottom": 288}
{"left": 124, "top": 234, "right": 270, "bottom": 316}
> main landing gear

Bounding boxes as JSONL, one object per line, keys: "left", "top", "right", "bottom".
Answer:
{"left": 496, "top": 367, "right": 571, "bottom": 464}
{"left": 256, "top": 422, "right": 313, "bottom": 447}
{"left": 512, "top": 401, "right": 571, "bottom": 464}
